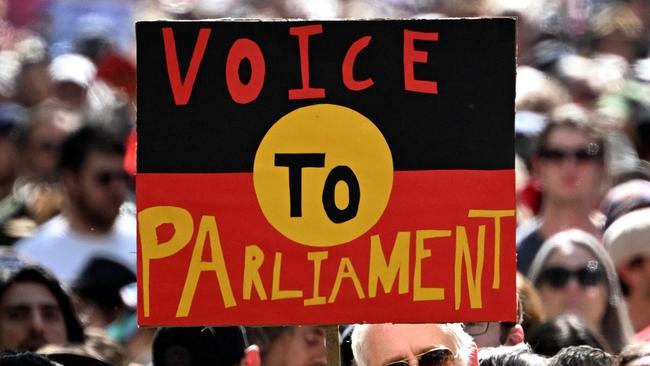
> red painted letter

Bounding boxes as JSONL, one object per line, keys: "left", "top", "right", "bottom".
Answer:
{"left": 342, "top": 36, "right": 374, "bottom": 91}
{"left": 289, "top": 24, "right": 325, "bottom": 100}
{"left": 162, "top": 27, "right": 211, "bottom": 105}
{"left": 403, "top": 30, "right": 438, "bottom": 94}
{"left": 226, "top": 38, "right": 266, "bottom": 104}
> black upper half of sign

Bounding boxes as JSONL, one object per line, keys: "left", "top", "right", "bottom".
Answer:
{"left": 137, "top": 19, "right": 515, "bottom": 173}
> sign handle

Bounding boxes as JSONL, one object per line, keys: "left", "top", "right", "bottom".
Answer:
{"left": 326, "top": 325, "right": 341, "bottom": 366}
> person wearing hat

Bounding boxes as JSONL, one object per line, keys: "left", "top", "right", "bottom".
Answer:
{"left": 603, "top": 207, "right": 650, "bottom": 342}
{"left": 0, "top": 265, "right": 84, "bottom": 352}
{"left": 48, "top": 53, "right": 97, "bottom": 110}
{"left": 152, "top": 326, "right": 248, "bottom": 366}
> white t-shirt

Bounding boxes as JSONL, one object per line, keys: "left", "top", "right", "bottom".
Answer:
{"left": 15, "top": 213, "right": 136, "bottom": 284}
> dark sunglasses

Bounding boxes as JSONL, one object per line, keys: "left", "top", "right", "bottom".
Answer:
{"left": 94, "top": 170, "right": 130, "bottom": 186}
{"left": 537, "top": 261, "right": 605, "bottom": 289}
{"left": 538, "top": 143, "right": 603, "bottom": 163}
{"left": 385, "top": 347, "right": 456, "bottom": 366}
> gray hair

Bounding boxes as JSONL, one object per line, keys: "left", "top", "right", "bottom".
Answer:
{"left": 351, "top": 323, "right": 473, "bottom": 366}
{"left": 527, "top": 229, "right": 633, "bottom": 353}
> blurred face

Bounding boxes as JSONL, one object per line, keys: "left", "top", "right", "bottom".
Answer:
{"left": 54, "top": 81, "right": 87, "bottom": 109}
{"left": 66, "top": 151, "right": 127, "bottom": 231}
{"left": 536, "top": 244, "right": 608, "bottom": 333}
{"left": 23, "top": 121, "right": 68, "bottom": 181}
{"left": 0, "top": 282, "right": 67, "bottom": 351}
{"left": 535, "top": 127, "right": 605, "bottom": 206}
{"left": 359, "top": 324, "right": 461, "bottom": 366}
{"left": 264, "top": 326, "right": 327, "bottom": 366}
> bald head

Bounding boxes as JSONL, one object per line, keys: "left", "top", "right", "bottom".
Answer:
{"left": 351, "top": 323, "right": 474, "bottom": 366}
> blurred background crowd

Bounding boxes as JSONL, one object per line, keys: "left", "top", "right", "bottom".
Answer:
{"left": 1, "top": 0, "right": 650, "bottom": 365}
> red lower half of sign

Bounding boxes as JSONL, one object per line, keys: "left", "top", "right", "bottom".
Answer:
{"left": 136, "top": 169, "right": 516, "bottom": 326}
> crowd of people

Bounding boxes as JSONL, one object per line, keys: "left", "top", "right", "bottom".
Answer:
{"left": 1, "top": 0, "right": 650, "bottom": 365}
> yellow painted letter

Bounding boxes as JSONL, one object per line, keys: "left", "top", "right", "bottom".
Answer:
{"left": 138, "top": 206, "right": 194, "bottom": 317}
{"left": 272, "top": 253, "right": 303, "bottom": 300}
{"left": 454, "top": 225, "right": 485, "bottom": 310}
{"left": 305, "top": 251, "right": 328, "bottom": 306}
{"left": 368, "top": 232, "right": 410, "bottom": 297}
{"left": 177, "top": 216, "right": 236, "bottom": 317}
{"left": 414, "top": 230, "right": 450, "bottom": 301}
{"left": 468, "top": 209, "right": 515, "bottom": 288}
{"left": 329, "top": 258, "right": 365, "bottom": 303}
{"left": 243, "top": 245, "right": 267, "bottom": 300}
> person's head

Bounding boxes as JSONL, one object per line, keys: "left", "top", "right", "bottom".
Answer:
{"left": 351, "top": 323, "right": 476, "bottom": 366}
{"left": 72, "top": 257, "right": 135, "bottom": 328}
{"left": 528, "top": 229, "right": 632, "bottom": 353}
{"left": 0, "top": 351, "right": 60, "bottom": 366}
{"left": 615, "top": 342, "right": 650, "bottom": 366}
{"left": 245, "top": 326, "right": 326, "bottom": 366}
{"left": 549, "top": 345, "right": 613, "bottom": 366}
{"left": 59, "top": 124, "right": 127, "bottom": 232}
{"left": 152, "top": 326, "right": 247, "bottom": 366}
{"left": 600, "top": 179, "right": 650, "bottom": 231}
{"left": 532, "top": 104, "right": 607, "bottom": 208}
{"left": 526, "top": 315, "right": 610, "bottom": 357}
{"left": 48, "top": 54, "right": 96, "bottom": 109}
{"left": 464, "top": 294, "right": 524, "bottom": 348}
{"left": 11, "top": 102, "right": 79, "bottom": 182}
{"left": 589, "top": 3, "right": 644, "bottom": 62}
{"left": 0, "top": 265, "right": 84, "bottom": 351}
{"left": 603, "top": 207, "right": 650, "bottom": 299}
{"left": 478, "top": 343, "right": 548, "bottom": 366}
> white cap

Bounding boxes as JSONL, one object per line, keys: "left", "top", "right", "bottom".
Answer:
{"left": 49, "top": 53, "right": 96, "bottom": 88}
{"left": 603, "top": 207, "right": 650, "bottom": 267}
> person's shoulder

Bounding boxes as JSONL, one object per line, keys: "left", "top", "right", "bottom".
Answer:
{"left": 114, "top": 204, "right": 136, "bottom": 234}
{"left": 15, "top": 215, "right": 69, "bottom": 249}
{"left": 516, "top": 218, "right": 541, "bottom": 247}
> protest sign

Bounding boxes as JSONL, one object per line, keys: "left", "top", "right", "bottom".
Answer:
{"left": 136, "top": 19, "right": 516, "bottom": 326}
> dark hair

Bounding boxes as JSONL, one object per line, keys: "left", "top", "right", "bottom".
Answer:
{"left": 0, "top": 351, "right": 59, "bottom": 366}
{"left": 72, "top": 257, "right": 136, "bottom": 315}
{"left": 615, "top": 343, "right": 650, "bottom": 366}
{"left": 549, "top": 345, "right": 613, "bottom": 366}
{"left": 479, "top": 344, "right": 548, "bottom": 366}
{"left": 533, "top": 104, "right": 606, "bottom": 161}
{"left": 527, "top": 315, "right": 610, "bottom": 357}
{"left": 152, "top": 326, "right": 247, "bottom": 366}
{"left": 0, "top": 265, "right": 85, "bottom": 345}
{"left": 244, "top": 326, "right": 291, "bottom": 359}
{"left": 58, "top": 124, "right": 125, "bottom": 173}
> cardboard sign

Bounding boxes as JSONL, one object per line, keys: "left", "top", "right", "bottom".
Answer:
{"left": 136, "top": 19, "right": 516, "bottom": 326}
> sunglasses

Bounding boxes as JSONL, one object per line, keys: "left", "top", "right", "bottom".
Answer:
{"left": 385, "top": 347, "right": 456, "bottom": 366}
{"left": 538, "top": 143, "right": 603, "bottom": 163}
{"left": 94, "top": 170, "right": 130, "bottom": 186}
{"left": 537, "top": 261, "right": 605, "bottom": 289}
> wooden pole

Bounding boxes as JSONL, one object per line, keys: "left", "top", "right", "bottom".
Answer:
{"left": 326, "top": 325, "right": 341, "bottom": 366}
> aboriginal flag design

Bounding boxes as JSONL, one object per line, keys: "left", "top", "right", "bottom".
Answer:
{"left": 136, "top": 19, "right": 516, "bottom": 326}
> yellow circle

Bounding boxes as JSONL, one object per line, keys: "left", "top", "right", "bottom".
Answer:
{"left": 253, "top": 104, "right": 393, "bottom": 247}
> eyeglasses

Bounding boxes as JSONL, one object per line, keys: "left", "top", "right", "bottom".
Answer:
{"left": 94, "top": 170, "right": 130, "bottom": 186}
{"left": 462, "top": 322, "right": 490, "bottom": 336}
{"left": 537, "top": 261, "right": 605, "bottom": 289}
{"left": 385, "top": 347, "right": 456, "bottom": 366}
{"left": 538, "top": 143, "right": 603, "bottom": 163}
